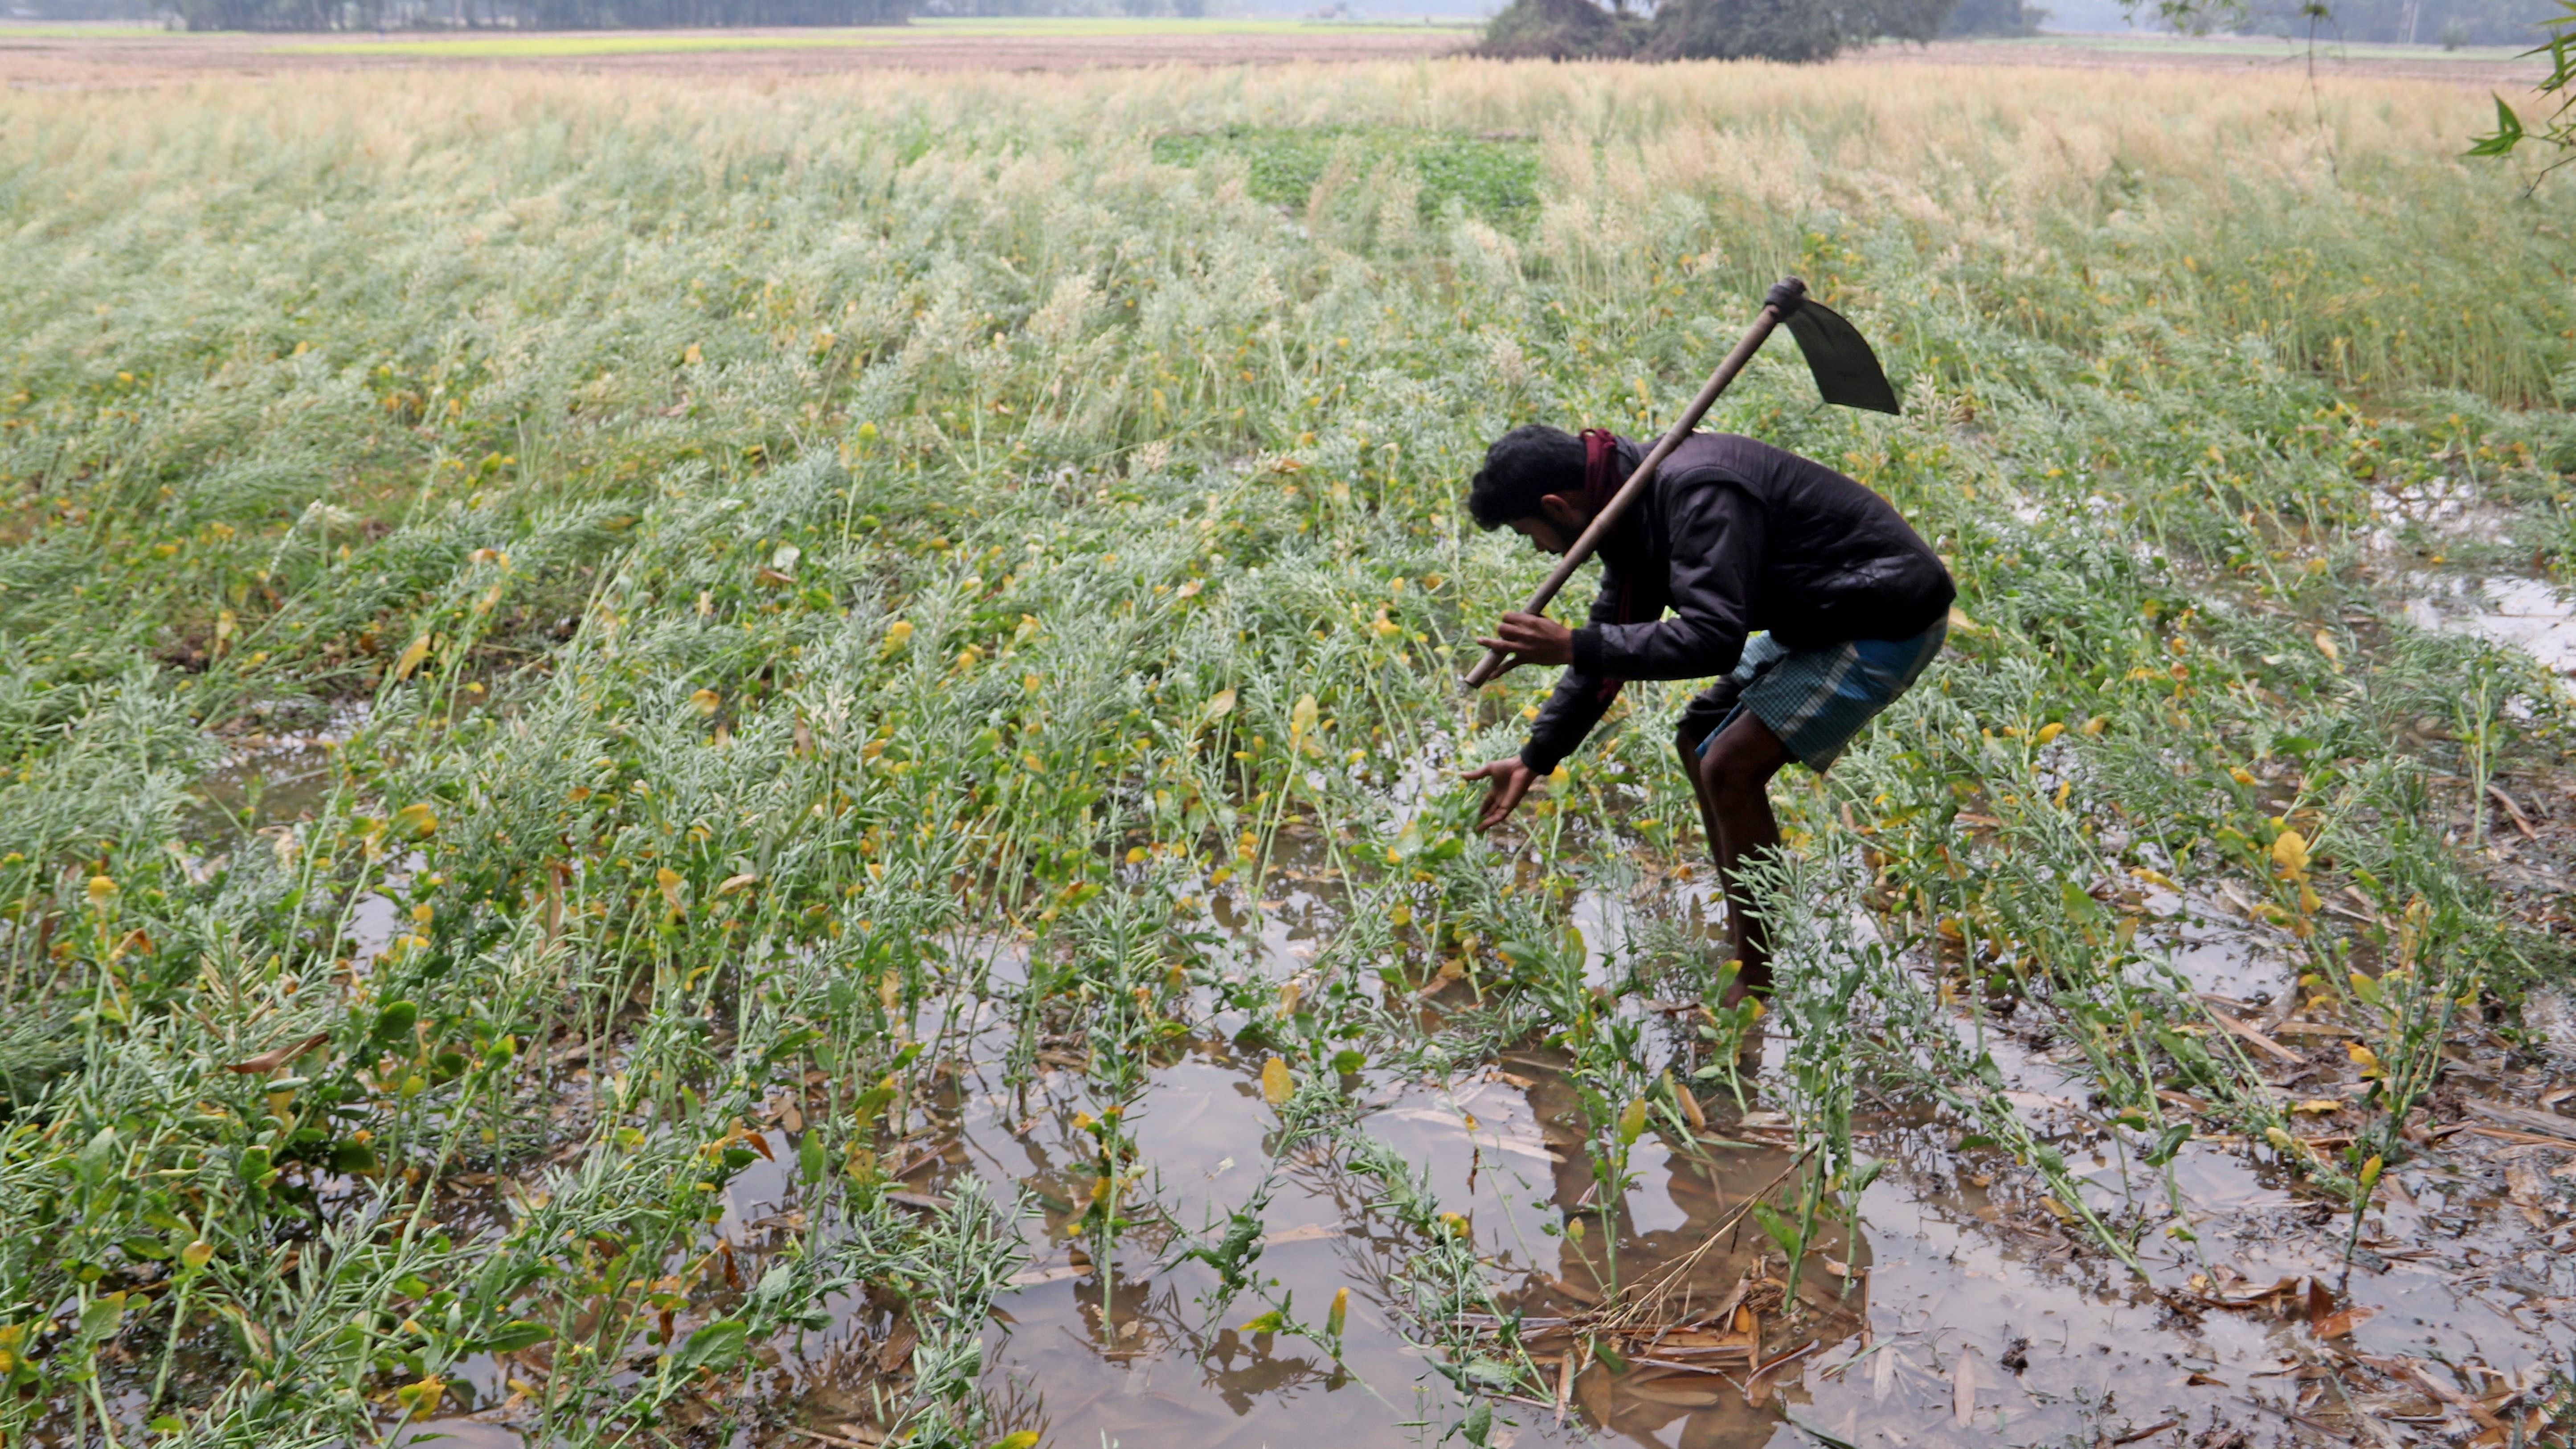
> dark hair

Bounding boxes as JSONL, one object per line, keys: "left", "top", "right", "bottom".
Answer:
{"left": 1466, "top": 424, "right": 1585, "bottom": 531}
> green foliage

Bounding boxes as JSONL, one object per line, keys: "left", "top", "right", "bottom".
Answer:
{"left": 2471, "top": 6, "right": 2576, "bottom": 176}
{"left": 1153, "top": 128, "right": 1541, "bottom": 231}
{"left": 1484, "top": 0, "right": 1954, "bottom": 62}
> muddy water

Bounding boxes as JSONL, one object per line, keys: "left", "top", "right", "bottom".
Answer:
{"left": 366, "top": 823, "right": 2575, "bottom": 1449}
{"left": 383, "top": 930, "right": 2576, "bottom": 1448}
{"left": 190, "top": 703, "right": 368, "bottom": 835}
{"left": 728, "top": 829, "right": 2566, "bottom": 1447}
{"left": 2404, "top": 572, "right": 2576, "bottom": 676}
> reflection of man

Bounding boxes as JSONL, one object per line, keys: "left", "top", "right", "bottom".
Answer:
{"left": 1457, "top": 424, "right": 1954, "bottom": 1006}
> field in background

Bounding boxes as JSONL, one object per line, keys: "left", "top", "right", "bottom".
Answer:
{"left": 0, "top": 18, "right": 2551, "bottom": 82}
{"left": 6, "top": 55, "right": 2576, "bottom": 1449}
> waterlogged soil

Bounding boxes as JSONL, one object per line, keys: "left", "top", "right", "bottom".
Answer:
{"left": 133, "top": 738, "right": 2574, "bottom": 1449}
{"left": 2404, "top": 573, "right": 2576, "bottom": 679}
{"left": 188, "top": 703, "right": 368, "bottom": 839}
{"left": 339, "top": 868, "right": 2576, "bottom": 1449}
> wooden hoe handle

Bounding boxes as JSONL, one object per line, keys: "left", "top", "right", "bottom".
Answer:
{"left": 1462, "top": 277, "right": 1807, "bottom": 691}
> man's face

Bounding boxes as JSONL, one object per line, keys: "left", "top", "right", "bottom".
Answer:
{"left": 1509, "top": 516, "right": 1572, "bottom": 556}
{"left": 1506, "top": 493, "right": 1588, "bottom": 556}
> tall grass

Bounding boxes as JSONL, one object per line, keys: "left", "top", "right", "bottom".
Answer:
{"left": 1, "top": 57, "right": 2572, "bottom": 1447}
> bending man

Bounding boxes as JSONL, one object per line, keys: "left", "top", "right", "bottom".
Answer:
{"left": 1461, "top": 424, "right": 1954, "bottom": 1006}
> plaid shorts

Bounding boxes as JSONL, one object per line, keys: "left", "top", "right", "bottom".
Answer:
{"left": 1680, "top": 617, "right": 1949, "bottom": 773}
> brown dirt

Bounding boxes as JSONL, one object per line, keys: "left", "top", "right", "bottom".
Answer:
{"left": 0, "top": 23, "right": 1471, "bottom": 87}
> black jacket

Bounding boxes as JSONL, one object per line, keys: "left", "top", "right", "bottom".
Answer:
{"left": 1519, "top": 432, "right": 1954, "bottom": 773}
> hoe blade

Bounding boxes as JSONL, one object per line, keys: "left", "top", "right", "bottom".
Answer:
{"left": 1781, "top": 298, "right": 1901, "bottom": 415}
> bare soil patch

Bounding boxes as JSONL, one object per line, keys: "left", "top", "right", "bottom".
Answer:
{"left": 0, "top": 22, "right": 1469, "bottom": 87}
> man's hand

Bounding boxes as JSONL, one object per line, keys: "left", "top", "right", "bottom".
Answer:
{"left": 1461, "top": 756, "right": 1540, "bottom": 833}
{"left": 1474, "top": 611, "right": 1573, "bottom": 677}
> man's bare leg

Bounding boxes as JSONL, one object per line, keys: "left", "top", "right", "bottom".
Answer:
{"left": 1691, "top": 710, "right": 1793, "bottom": 1007}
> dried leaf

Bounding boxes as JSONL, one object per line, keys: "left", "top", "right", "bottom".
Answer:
{"left": 225, "top": 1032, "right": 330, "bottom": 1076}
{"left": 1260, "top": 1056, "right": 1292, "bottom": 1107}
{"left": 878, "top": 1318, "right": 916, "bottom": 1374}
{"left": 1951, "top": 1347, "right": 1978, "bottom": 1425}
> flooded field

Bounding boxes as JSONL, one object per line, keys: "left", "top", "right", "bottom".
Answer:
{"left": 335, "top": 829, "right": 2576, "bottom": 1449}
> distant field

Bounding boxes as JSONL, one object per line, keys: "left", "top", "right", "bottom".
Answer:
{"left": 0, "top": 16, "right": 1474, "bottom": 80}
{"left": 0, "top": 18, "right": 2547, "bottom": 84}
{"left": 2002, "top": 29, "right": 2527, "bottom": 61}
{"left": 282, "top": 15, "right": 1476, "bottom": 57}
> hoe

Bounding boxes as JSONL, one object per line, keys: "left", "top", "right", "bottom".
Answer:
{"left": 1463, "top": 276, "right": 1901, "bottom": 689}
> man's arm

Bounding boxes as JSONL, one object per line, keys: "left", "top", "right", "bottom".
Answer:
{"left": 1573, "top": 475, "right": 1761, "bottom": 683}
{"left": 1464, "top": 568, "right": 1636, "bottom": 831}
{"left": 1521, "top": 557, "right": 1638, "bottom": 774}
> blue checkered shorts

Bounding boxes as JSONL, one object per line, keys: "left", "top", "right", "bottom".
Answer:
{"left": 1689, "top": 617, "right": 1948, "bottom": 772}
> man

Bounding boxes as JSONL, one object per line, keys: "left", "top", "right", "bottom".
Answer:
{"left": 1460, "top": 424, "right": 1954, "bottom": 1006}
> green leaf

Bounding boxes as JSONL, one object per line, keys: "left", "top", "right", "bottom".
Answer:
{"left": 2468, "top": 95, "right": 2529, "bottom": 156}
{"left": 1748, "top": 1201, "right": 1802, "bottom": 1259}
{"left": 331, "top": 1140, "right": 379, "bottom": 1175}
{"left": 79, "top": 1295, "right": 125, "bottom": 1339}
{"left": 2146, "top": 1122, "right": 2194, "bottom": 1167}
{"left": 371, "top": 1001, "right": 419, "bottom": 1046}
{"left": 849, "top": 1081, "right": 895, "bottom": 1130}
{"left": 670, "top": 1318, "right": 750, "bottom": 1373}
{"left": 76, "top": 1126, "right": 117, "bottom": 1184}
{"left": 472, "top": 1320, "right": 553, "bottom": 1354}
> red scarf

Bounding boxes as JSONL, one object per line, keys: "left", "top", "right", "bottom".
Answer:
{"left": 1580, "top": 427, "right": 1620, "bottom": 512}
{"left": 1577, "top": 428, "right": 1631, "bottom": 704}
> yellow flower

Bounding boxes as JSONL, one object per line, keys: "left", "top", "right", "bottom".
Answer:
{"left": 86, "top": 876, "right": 118, "bottom": 905}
